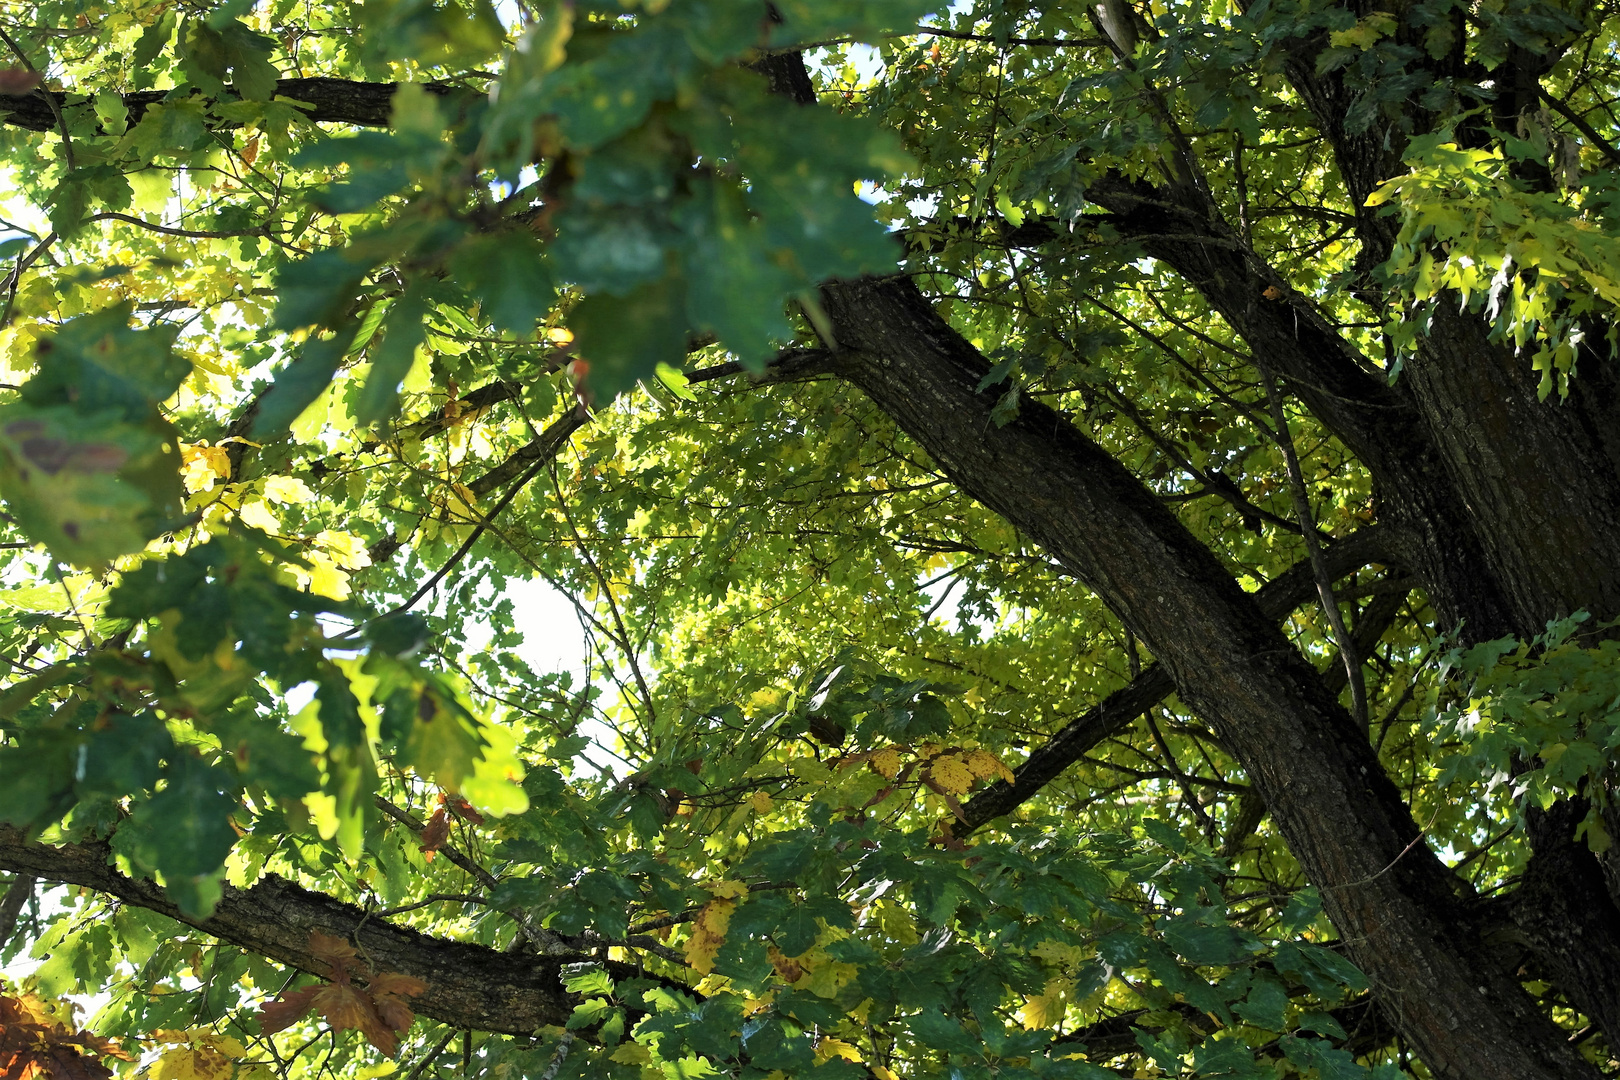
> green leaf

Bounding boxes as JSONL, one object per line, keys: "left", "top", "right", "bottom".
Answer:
{"left": 176, "top": 19, "right": 230, "bottom": 95}
{"left": 251, "top": 333, "right": 352, "bottom": 438}
{"left": 355, "top": 284, "right": 429, "bottom": 425}
{"left": 220, "top": 22, "right": 282, "bottom": 101}
{"left": 451, "top": 233, "right": 557, "bottom": 335}
{"left": 133, "top": 10, "right": 178, "bottom": 67}
{"left": 124, "top": 754, "right": 240, "bottom": 916}
{"left": 569, "top": 272, "right": 688, "bottom": 402}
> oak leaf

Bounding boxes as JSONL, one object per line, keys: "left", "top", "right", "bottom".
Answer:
{"left": 419, "top": 807, "right": 451, "bottom": 860}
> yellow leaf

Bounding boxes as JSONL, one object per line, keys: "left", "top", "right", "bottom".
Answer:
{"left": 930, "top": 754, "right": 975, "bottom": 796}
{"left": 305, "top": 553, "right": 352, "bottom": 601}
{"left": 815, "top": 1037, "right": 863, "bottom": 1064}
{"left": 965, "top": 748, "right": 1016, "bottom": 784}
{"left": 180, "top": 444, "right": 231, "bottom": 492}
{"left": 317, "top": 529, "right": 372, "bottom": 570}
{"left": 869, "top": 747, "right": 904, "bottom": 780}
{"left": 263, "top": 475, "right": 315, "bottom": 504}
{"left": 749, "top": 790, "right": 773, "bottom": 813}
{"left": 238, "top": 498, "right": 280, "bottom": 532}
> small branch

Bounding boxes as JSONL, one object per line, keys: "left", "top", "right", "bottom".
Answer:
{"left": 87, "top": 211, "right": 267, "bottom": 240}
{"left": 370, "top": 797, "right": 583, "bottom": 959}
{"left": 377, "top": 893, "right": 488, "bottom": 917}
{"left": 913, "top": 26, "right": 1112, "bottom": 49}
{"left": 401, "top": 1028, "right": 458, "bottom": 1080}
{"left": 0, "top": 26, "right": 72, "bottom": 169}
{"left": 0, "top": 873, "right": 33, "bottom": 950}
{"left": 1257, "top": 364, "right": 1368, "bottom": 727}
{"left": 389, "top": 441, "right": 560, "bottom": 616}
{"left": 1538, "top": 86, "right": 1620, "bottom": 172}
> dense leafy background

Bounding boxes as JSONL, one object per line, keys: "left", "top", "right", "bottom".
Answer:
{"left": 0, "top": 0, "right": 1614, "bottom": 1078}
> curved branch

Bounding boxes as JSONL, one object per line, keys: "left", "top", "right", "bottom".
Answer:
{"left": 0, "top": 824, "right": 586, "bottom": 1035}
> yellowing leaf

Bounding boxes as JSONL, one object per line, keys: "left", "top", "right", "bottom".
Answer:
{"left": 1020, "top": 976, "right": 1074, "bottom": 1030}
{"left": 1030, "top": 940, "right": 1085, "bottom": 966}
{"left": 1329, "top": 11, "right": 1397, "bottom": 49}
{"left": 798, "top": 954, "right": 858, "bottom": 999}
{"left": 929, "top": 754, "right": 975, "bottom": 796}
{"left": 869, "top": 747, "right": 904, "bottom": 779}
{"left": 683, "top": 898, "right": 735, "bottom": 974}
{"left": 263, "top": 475, "right": 314, "bottom": 504}
{"left": 708, "top": 880, "right": 750, "bottom": 900}
{"left": 749, "top": 790, "right": 773, "bottom": 813}
{"left": 965, "top": 749, "right": 1015, "bottom": 784}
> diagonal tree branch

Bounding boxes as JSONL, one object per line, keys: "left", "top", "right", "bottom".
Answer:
{"left": 0, "top": 824, "right": 587, "bottom": 1034}
{"left": 960, "top": 524, "right": 1393, "bottom": 831}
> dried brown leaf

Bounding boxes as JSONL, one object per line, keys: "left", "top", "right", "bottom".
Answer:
{"left": 257, "top": 986, "right": 320, "bottom": 1036}
{"left": 419, "top": 807, "right": 451, "bottom": 858}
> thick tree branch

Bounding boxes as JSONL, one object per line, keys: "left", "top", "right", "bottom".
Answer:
{"left": 0, "top": 78, "right": 446, "bottom": 133}
{"left": 960, "top": 525, "right": 1392, "bottom": 831}
{"left": 813, "top": 271, "right": 1595, "bottom": 1079}
{"left": 0, "top": 824, "right": 585, "bottom": 1035}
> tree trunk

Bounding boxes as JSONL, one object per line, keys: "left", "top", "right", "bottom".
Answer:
{"left": 817, "top": 273, "right": 1601, "bottom": 1080}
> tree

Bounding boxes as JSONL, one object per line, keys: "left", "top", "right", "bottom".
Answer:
{"left": 0, "top": 0, "right": 1615, "bottom": 1076}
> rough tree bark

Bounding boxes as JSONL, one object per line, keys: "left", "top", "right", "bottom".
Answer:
{"left": 815, "top": 271, "right": 1598, "bottom": 1080}
{"left": 0, "top": 825, "right": 582, "bottom": 1034}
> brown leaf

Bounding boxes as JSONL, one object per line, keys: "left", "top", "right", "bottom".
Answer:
{"left": 419, "top": 807, "right": 451, "bottom": 858}
{"left": 310, "top": 981, "right": 380, "bottom": 1038}
{"left": 257, "top": 986, "right": 320, "bottom": 1036}
{"left": 39, "top": 1043, "right": 114, "bottom": 1080}
{"left": 370, "top": 993, "right": 416, "bottom": 1037}
{"left": 367, "top": 972, "right": 428, "bottom": 1000}
{"left": 369, "top": 969, "right": 429, "bottom": 1036}
{"left": 444, "top": 795, "right": 484, "bottom": 825}
{"left": 0, "top": 68, "right": 42, "bottom": 95}
{"left": 307, "top": 930, "right": 362, "bottom": 981}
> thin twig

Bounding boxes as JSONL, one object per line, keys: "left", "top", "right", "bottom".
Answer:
{"left": 1539, "top": 86, "right": 1620, "bottom": 172}
{"left": 1258, "top": 364, "right": 1367, "bottom": 727}
{"left": 388, "top": 453, "right": 551, "bottom": 616}
{"left": 0, "top": 27, "right": 72, "bottom": 170}
{"left": 539, "top": 1031, "right": 575, "bottom": 1080}
{"left": 401, "top": 1028, "right": 458, "bottom": 1080}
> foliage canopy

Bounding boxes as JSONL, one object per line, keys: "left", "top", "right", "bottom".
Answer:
{"left": 0, "top": 1, "right": 1619, "bottom": 1079}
